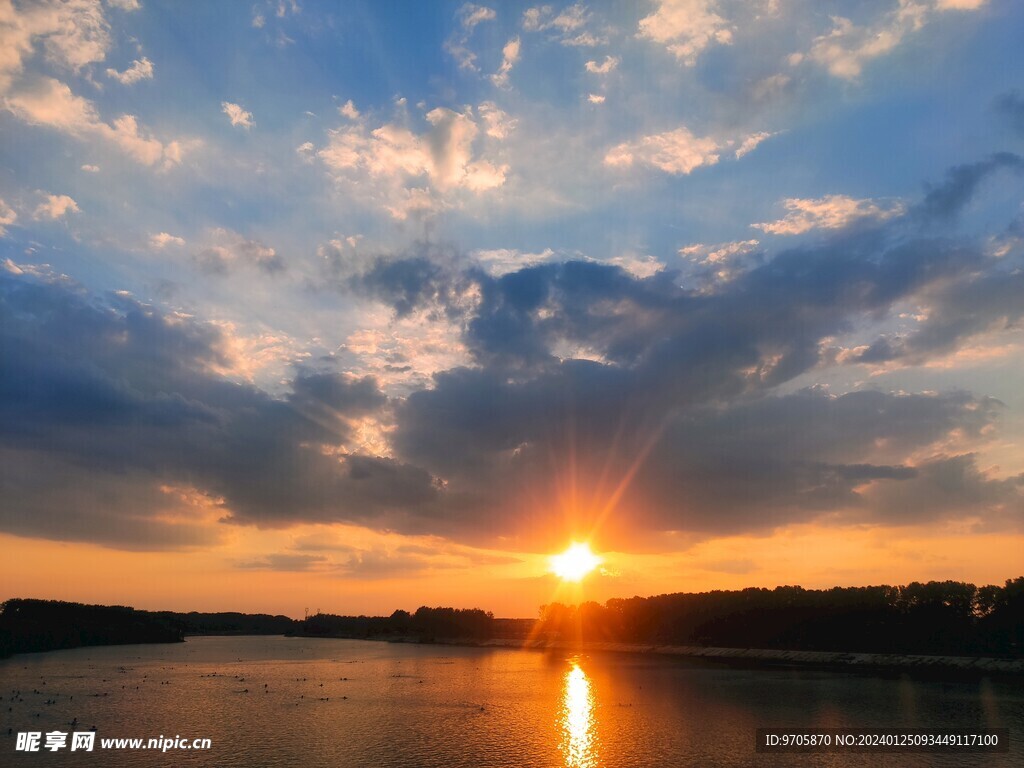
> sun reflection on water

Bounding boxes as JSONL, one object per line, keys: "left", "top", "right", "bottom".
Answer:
{"left": 559, "top": 658, "right": 598, "bottom": 768}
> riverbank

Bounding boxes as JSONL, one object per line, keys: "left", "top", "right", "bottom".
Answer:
{"left": 471, "top": 637, "right": 1024, "bottom": 676}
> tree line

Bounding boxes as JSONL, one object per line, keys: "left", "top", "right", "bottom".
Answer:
{"left": 300, "top": 606, "right": 495, "bottom": 641}
{"left": 0, "top": 599, "right": 299, "bottom": 657}
{"left": 4, "top": 578, "right": 1021, "bottom": 658}
{"left": 537, "top": 578, "right": 1024, "bottom": 657}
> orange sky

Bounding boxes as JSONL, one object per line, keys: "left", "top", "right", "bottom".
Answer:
{"left": 3, "top": 523, "right": 1021, "bottom": 618}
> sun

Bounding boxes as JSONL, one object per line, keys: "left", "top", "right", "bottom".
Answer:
{"left": 550, "top": 542, "right": 602, "bottom": 582}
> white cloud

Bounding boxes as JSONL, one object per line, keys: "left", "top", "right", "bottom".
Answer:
{"left": 0, "top": 0, "right": 113, "bottom": 93}
{"left": 4, "top": 76, "right": 188, "bottom": 168}
{"left": 105, "top": 56, "right": 153, "bottom": 85}
{"left": 316, "top": 104, "right": 508, "bottom": 219}
{"left": 339, "top": 99, "right": 360, "bottom": 119}
{"left": 752, "top": 195, "right": 905, "bottom": 235}
{"left": 459, "top": 3, "right": 496, "bottom": 30}
{"left": 522, "top": 3, "right": 604, "bottom": 46}
{"left": 605, "top": 127, "right": 720, "bottom": 174}
{"left": 222, "top": 101, "right": 254, "bottom": 129}
{"left": 637, "top": 0, "right": 733, "bottom": 65}
{"left": 105, "top": 114, "right": 183, "bottom": 166}
{"left": 150, "top": 231, "right": 185, "bottom": 248}
{"left": 804, "top": 0, "right": 987, "bottom": 81}
{"left": 0, "top": 198, "right": 17, "bottom": 236}
{"left": 80, "top": 164, "right": 99, "bottom": 172}
{"left": 252, "top": 12, "right": 265, "bottom": 28}
{"left": 605, "top": 253, "right": 665, "bottom": 278}
{"left": 606, "top": 126, "right": 775, "bottom": 175}
{"left": 281, "top": 1, "right": 299, "bottom": 17}
{"left": 490, "top": 36, "right": 521, "bottom": 88}
{"left": 585, "top": 55, "right": 618, "bottom": 74}
{"left": 679, "top": 239, "right": 760, "bottom": 264}
{"left": 474, "top": 247, "right": 554, "bottom": 275}
{"left": 734, "top": 131, "right": 775, "bottom": 158}
{"left": 477, "top": 101, "right": 516, "bottom": 139}
{"left": 4, "top": 75, "right": 96, "bottom": 131}
{"left": 445, "top": 4, "right": 496, "bottom": 70}
{"left": 679, "top": 239, "right": 762, "bottom": 285}
{"left": 107, "top": 0, "right": 141, "bottom": 10}
{"left": 34, "top": 193, "right": 79, "bottom": 220}
{"left": 587, "top": 93, "right": 605, "bottom": 104}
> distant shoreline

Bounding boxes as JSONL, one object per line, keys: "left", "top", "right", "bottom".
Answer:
{"left": 284, "top": 632, "right": 1024, "bottom": 677}
{"left": 5, "top": 631, "right": 1024, "bottom": 677}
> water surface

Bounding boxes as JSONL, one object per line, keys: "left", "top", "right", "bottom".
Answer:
{"left": 1, "top": 636, "right": 1019, "bottom": 766}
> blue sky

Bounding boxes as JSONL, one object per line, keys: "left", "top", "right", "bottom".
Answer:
{"left": 1, "top": 0, "right": 1023, "bottom": 615}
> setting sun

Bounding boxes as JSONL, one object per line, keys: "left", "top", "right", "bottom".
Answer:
{"left": 550, "top": 543, "right": 602, "bottom": 582}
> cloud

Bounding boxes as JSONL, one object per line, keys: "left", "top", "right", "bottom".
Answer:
{"left": 473, "top": 247, "right": 555, "bottom": 276}
{"left": 585, "top": 55, "right": 618, "bottom": 74}
{"left": 995, "top": 90, "right": 1024, "bottom": 135}
{"left": 150, "top": 232, "right": 185, "bottom": 249}
{"left": 604, "top": 253, "right": 665, "bottom": 278}
{"left": 803, "top": 0, "right": 988, "bottom": 81}
{"left": 33, "top": 193, "right": 79, "bottom": 220}
{"left": 0, "top": 266, "right": 444, "bottom": 548}
{"left": 106, "top": 56, "right": 153, "bottom": 85}
{"left": 0, "top": 198, "right": 17, "bottom": 235}
{"left": 680, "top": 239, "right": 760, "bottom": 265}
{"left": 238, "top": 553, "right": 329, "bottom": 571}
{"left": 522, "top": 3, "right": 604, "bottom": 46}
{"left": 477, "top": 101, "right": 516, "bottom": 139}
{"left": 338, "top": 99, "right": 359, "bottom": 119}
{"left": 4, "top": 155, "right": 1023, "bottom": 552}
{"left": 917, "top": 152, "right": 1023, "bottom": 222}
{"left": 734, "top": 131, "right": 775, "bottom": 158}
{"left": 222, "top": 101, "right": 255, "bottom": 129}
{"left": 4, "top": 76, "right": 187, "bottom": 168}
{"left": 847, "top": 269, "right": 1024, "bottom": 366}
{"left": 345, "top": 247, "right": 474, "bottom": 320}
{"left": 195, "top": 228, "right": 284, "bottom": 274}
{"left": 637, "top": 0, "right": 733, "bottom": 66}
{"left": 679, "top": 239, "right": 763, "bottom": 287}
{"left": 4, "top": 75, "right": 98, "bottom": 131}
{"left": 587, "top": 93, "right": 605, "bottom": 104}
{"left": 445, "top": 4, "right": 496, "bottom": 71}
{"left": 605, "top": 126, "right": 770, "bottom": 175}
{"left": 753, "top": 195, "right": 905, "bottom": 235}
{"left": 459, "top": 3, "right": 496, "bottom": 31}
{"left": 490, "top": 36, "right": 521, "bottom": 88}
{"left": 0, "top": 0, "right": 111, "bottom": 92}
{"left": 316, "top": 104, "right": 509, "bottom": 219}
{"left": 80, "top": 163, "right": 99, "bottom": 172}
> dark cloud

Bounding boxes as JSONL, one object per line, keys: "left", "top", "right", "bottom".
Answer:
{"left": 864, "top": 454, "right": 1024, "bottom": 528}
{"left": 238, "top": 553, "right": 329, "bottom": 571}
{"left": 0, "top": 268, "right": 439, "bottom": 549}
{"left": 394, "top": 378, "right": 1010, "bottom": 545}
{"left": 3, "top": 156, "right": 1024, "bottom": 552}
{"left": 916, "top": 152, "right": 1023, "bottom": 222}
{"left": 995, "top": 90, "right": 1024, "bottom": 135}
{"left": 350, "top": 255, "right": 455, "bottom": 318}
{"left": 851, "top": 270, "right": 1024, "bottom": 364}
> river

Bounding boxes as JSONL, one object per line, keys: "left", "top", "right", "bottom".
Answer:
{"left": 1, "top": 636, "right": 1019, "bottom": 766}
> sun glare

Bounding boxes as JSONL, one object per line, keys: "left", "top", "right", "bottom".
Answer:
{"left": 550, "top": 542, "right": 602, "bottom": 582}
